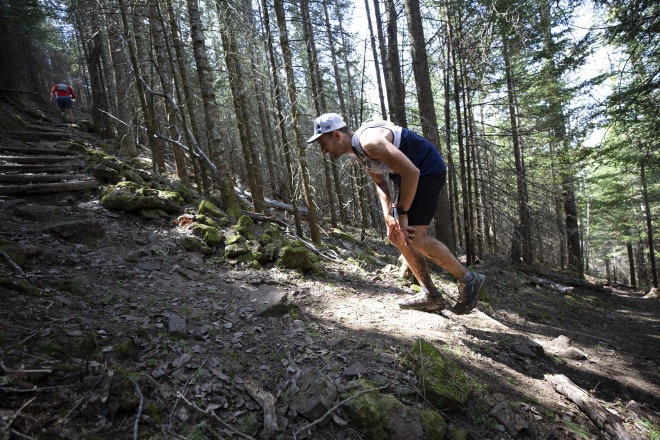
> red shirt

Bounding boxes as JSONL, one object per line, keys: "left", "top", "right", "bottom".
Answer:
{"left": 51, "top": 84, "right": 76, "bottom": 99}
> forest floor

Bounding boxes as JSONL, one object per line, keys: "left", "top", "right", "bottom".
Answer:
{"left": 0, "top": 96, "right": 659, "bottom": 440}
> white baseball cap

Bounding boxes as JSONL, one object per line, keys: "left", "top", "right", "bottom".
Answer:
{"left": 307, "top": 113, "right": 347, "bottom": 143}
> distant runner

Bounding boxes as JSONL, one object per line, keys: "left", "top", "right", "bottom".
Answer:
{"left": 50, "top": 80, "right": 76, "bottom": 123}
{"left": 307, "top": 113, "right": 486, "bottom": 314}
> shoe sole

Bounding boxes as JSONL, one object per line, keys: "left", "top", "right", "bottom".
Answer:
{"left": 452, "top": 275, "right": 486, "bottom": 315}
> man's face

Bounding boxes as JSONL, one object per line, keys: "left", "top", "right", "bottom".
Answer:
{"left": 318, "top": 132, "right": 342, "bottom": 159}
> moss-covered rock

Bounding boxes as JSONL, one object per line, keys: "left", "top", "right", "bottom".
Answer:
{"left": 140, "top": 209, "right": 169, "bottom": 220}
{"left": 0, "top": 277, "right": 40, "bottom": 295}
{"left": 331, "top": 228, "right": 356, "bottom": 242}
{"left": 401, "top": 339, "right": 477, "bottom": 411}
{"left": 197, "top": 215, "right": 220, "bottom": 229}
{"left": 277, "top": 242, "right": 313, "bottom": 271}
{"left": 263, "top": 223, "right": 283, "bottom": 239}
{"left": 112, "top": 338, "right": 137, "bottom": 360}
{"left": 0, "top": 244, "right": 26, "bottom": 268}
{"left": 65, "top": 140, "right": 87, "bottom": 153}
{"left": 167, "top": 182, "right": 194, "bottom": 203}
{"left": 102, "top": 184, "right": 182, "bottom": 215}
{"left": 225, "top": 233, "right": 244, "bottom": 246}
{"left": 235, "top": 214, "right": 255, "bottom": 236}
{"left": 257, "top": 241, "right": 283, "bottom": 265}
{"left": 258, "top": 233, "right": 272, "bottom": 246}
{"left": 190, "top": 223, "right": 224, "bottom": 247}
{"left": 225, "top": 242, "right": 250, "bottom": 259}
{"left": 199, "top": 200, "right": 228, "bottom": 221}
{"left": 120, "top": 169, "right": 145, "bottom": 185}
{"left": 183, "top": 235, "right": 213, "bottom": 255}
{"left": 342, "top": 379, "right": 447, "bottom": 440}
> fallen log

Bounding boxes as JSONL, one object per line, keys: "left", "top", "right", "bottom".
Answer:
{"left": 530, "top": 276, "right": 574, "bottom": 294}
{"left": 0, "top": 164, "right": 80, "bottom": 173}
{"left": 0, "top": 181, "right": 99, "bottom": 195}
{"left": 0, "top": 146, "right": 80, "bottom": 156}
{"left": 518, "top": 265, "right": 610, "bottom": 293}
{"left": 0, "top": 174, "right": 88, "bottom": 183}
{"left": 0, "top": 156, "right": 77, "bottom": 164}
{"left": 546, "top": 374, "right": 640, "bottom": 440}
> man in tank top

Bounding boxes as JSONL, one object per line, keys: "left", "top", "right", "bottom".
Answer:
{"left": 307, "top": 113, "right": 485, "bottom": 314}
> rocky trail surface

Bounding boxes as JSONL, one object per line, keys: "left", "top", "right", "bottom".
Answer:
{"left": 1, "top": 100, "right": 659, "bottom": 440}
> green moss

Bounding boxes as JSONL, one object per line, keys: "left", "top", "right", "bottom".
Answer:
{"left": 331, "top": 228, "right": 355, "bottom": 242}
{"left": 401, "top": 339, "right": 477, "bottom": 410}
{"left": 76, "top": 332, "right": 99, "bottom": 358}
{"left": 0, "top": 277, "right": 40, "bottom": 295}
{"left": 119, "top": 169, "right": 145, "bottom": 184}
{"left": 53, "top": 279, "right": 86, "bottom": 295}
{"left": 235, "top": 215, "right": 255, "bottom": 238}
{"left": 226, "top": 234, "right": 244, "bottom": 245}
{"left": 141, "top": 209, "right": 169, "bottom": 220}
{"left": 197, "top": 215, "right": 220, "bottom": 229}
{"left": 0, "top": 244, "right": 26, "bottom": 268}
{"left": 182, "top": 236, "right": 212, "bottom": 255}
{"left": 113, "top": 339, "right": 137, "bottom": 360}
{"left": 277, "top": 242, "right": 313, "bottom": 271}
{"left": 198, "top": 200, "right": 228, "bottom": 223}
{"left": 225, "top": 242, "right": 250, "bottom": 259}
{"left": 258, "top": 233, "right": 272, "bottom": 246}
{"left": 190, "top": 223, "right": 224, "bottom": 247}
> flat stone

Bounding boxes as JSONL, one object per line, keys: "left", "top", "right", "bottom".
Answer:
{"left": 250, "top": 285, "right": 289, "bottom": 317}
{"left": 560, "top": 347, "right": 588, "bottom": 360}
{"left": 168, "top": 313, "right": 187, "bottom": 338}
{"left": 15, "top": 205, "right": 65, "bottom": 222}
{"left": 343, "top": 362, "right": 368, "bottom": 377}
{"left": 510, "top": 341, "right": 537, "bottom": 358}
{"left": 176, "top": 267, "right": 197, "bottom": 280}
{"left": 548, "top": 335, "right": 571, "bottom": 350}
{"left": 291, "top": 369, "right": 338, "bottom": 421}
{"left": 137, "top": 261, "right": 161, "bottom": 271}
{"left": 50, "top": 220, "right": 104, "bottom": 240}
{"left": 490, "top": 402, "right": 529, "bottom": 436}
{"left": 171, "top": 353, "right": 192, "bottom": 368}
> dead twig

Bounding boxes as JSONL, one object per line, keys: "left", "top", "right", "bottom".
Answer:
{"left": 2, "top": 396, "right": 35, "bottom": 440}
{"left": 176, "top": 392, "right": 256, "bottom": 440}
{"left": 0, "top": 385, "right": 72, "bottom": 393}
{"left": 130, "top": 379, "right": 144, "bottom": 440}
{"left": 0, "top": 249, "right": 26, "bottom": 278}
{"left": 168, "top": 358, "right": 208, "bottom": 433}
{"left": 294, "top": 383, "right": 389, "bottom": 436}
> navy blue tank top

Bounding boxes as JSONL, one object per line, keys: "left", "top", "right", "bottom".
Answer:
{"left": 389, "top": 128, "right": 446, "bottom": 187}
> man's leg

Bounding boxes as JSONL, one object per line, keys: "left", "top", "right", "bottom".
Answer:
{"left": 392, "top": 235, "right": 446, "bottom": 311}
{"left": 66, "top": 108, "right": 75, "bottom": 123}
{"left": 411, "top": 225, "right": 486, "bottom": 314}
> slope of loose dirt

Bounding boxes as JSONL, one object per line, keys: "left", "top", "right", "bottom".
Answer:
{"left": 1, "top": 96, "right": 659, "bottom": 440}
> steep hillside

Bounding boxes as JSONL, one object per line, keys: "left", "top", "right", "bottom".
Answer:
{"left": 1, "top": 94, "right": 658, "bottom": 440}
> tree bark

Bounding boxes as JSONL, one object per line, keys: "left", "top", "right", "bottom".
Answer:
{"left": 404, "top": 0, "right": 454, "bottom": 252}
{"left": 364, "top": 0, "right": 387, "bottom": 119}
{"left": 640, "top": 161, "right": 658, "bottom": 287}
{"left": 186, "top": 0, "right": 240, "bottom": 217}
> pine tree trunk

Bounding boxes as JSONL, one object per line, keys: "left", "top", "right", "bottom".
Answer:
{"left": 640, "top": 162, "right": 658, "bottom": 287}
{"left": 627, "top": 242, "right": 636, "bottom": 286}
{"left": 322, "top": 0, "right": 349, "bottom": 225}
{"left": 261, "top": 0, "right": 303, "bottom": 236}
{"left": 404, "top": 0, "right": 454, "bottom": 251}
{"left": 385, "top": 0, "right": 407, "bottom": 127}
{"left": 273, "top": 0, "right": 321, "bottom": 243}
{"left": 186, "top": 0, "right": 240, "bottom": 217}
{"left": 217, "top": 0, "right": 265, "bottom": 213}
{"left": 443, "top": 42, "right": 461, "bottom": 247}
{"left": 502, "top": 36, "right": 532, "bottom": 265}
{"left": 364, "top": 0, "right": 387, "bottom": 119}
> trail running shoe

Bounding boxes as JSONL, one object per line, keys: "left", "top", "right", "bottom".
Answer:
{"left": 452, "top": 273, "right": 486, "bottom": 315}
{"left": 397, "top": 292, "right": 446, "bottom": 312}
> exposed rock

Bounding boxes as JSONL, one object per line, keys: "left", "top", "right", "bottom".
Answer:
{"left": 548, "top": 335, "right": 572, "bottom": 350}
{"left": 342, "top": 379, "right": 447, "bottom": 440}
{"left": 101, "top": 184, "right": 182, "bottom": 215}
{"left": 50, "top": 220, "right": 104, "bottom": 240}
{"left": 257, "top": 241, "right": 283, "bottom": 265}
{"left": 198, "top": 200, "right": 228, "bottom": 225}
{"left": 291, "top": 369, "right": 338, "bottom": 421}
{"left": 401, "top": 339, "right": 477, "bottom": 410}
{"left": 140, "top": 209, "right": 169, "bottom": 220}
{"left": 182, "top": 235, "right": 212, "bottom": 255}
{"left": 234, "top": 215, "right": 255, "bottom": 238}
{"left": 643, "top": 287, "right": 659, "bottom": 299}
{"left": 343, "top": 362, "right": 368, "bottom": 378}
{"left": 190, "top": 223, "right": 224, "bottom": 247}
{"left": 91, "top": 164, "right": 120, "bottom": 184}
{"left": 225, "top": 242, "right": 251, "bottom": 259}
{"left": 559, "top": 347, "right": 588, "bottom": 360}
{"left": 250, "top": 285, "right": 288, "bottom": 317}
{"left": 278, "top": 242, "right": 313, "bottom": 271}
{"left": 15, "top": 205, "right": 65, "bottom": 222}
{"left": 510, "top": 340, "right": 538, "bottom": 358}
{"left": 489, "top": 401, "right": 529, "bottom": 437}
{"left": 168, "top": 314, "right": 187, "bottom": 338}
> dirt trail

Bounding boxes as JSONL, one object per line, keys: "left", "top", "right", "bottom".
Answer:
{"left": 1, "top": 113, "right": 659, "bottom": 440}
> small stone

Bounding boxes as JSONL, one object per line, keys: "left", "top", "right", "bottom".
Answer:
{"left": 510, "top": 341, "right": 537, "bottom": 358}
{"left": 168, "top": 314, "right": 187, "bottom": 338}
{"left": 343, "top": 362, "right": 368, "bottom": 377}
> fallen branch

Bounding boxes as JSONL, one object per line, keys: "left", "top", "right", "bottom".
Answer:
{"left": 530, "top": 276, "right": 574, "bottom": 295}
{"left": 546, "top": 374, "right": 640, "bottom": 440}
{"left": 0, "top": 88, "right": 39, "bottom": 95}
{"left": 0, "top": 249, "right": 26, "bottom": 278}
{"left": 130, "top": 379, "right": 144, "bottom": 440}
{"left": 286, "top": 233, "right": 345, "bottom": 264}
{"left": 294, "top": 383, "right": 389, "bottom": 436}
{"left": 176, "top": 392, "right": 255, "bottom": 440}
{"left": 2, "top": 396, "right": 35, "bottom": 440}
{"left": 244, "top": 378, "right": 278, "bottom": 434}
{"left": 168, "top": 358, "right": 208, "bottom": 433}
{"left": 0, "top": 385, "right": 72, "bottom": 393}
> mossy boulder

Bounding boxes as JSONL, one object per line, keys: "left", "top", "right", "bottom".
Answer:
{"left": 225, "top": 233, "right": 244, "bottom": 246}
{"left": 190, "top": 223, "right": 224, "bottom": 247}
{"left": 331, "top": 228, "right": 356, "bottom": 242}
{"left": 225, "top": 242, "right": 250, "bottom": 259}
{"left": 167, "top": 182, "right": 194, "bottom": 203}
{"left": 257, "top": 241, "right": 283, "bottom": 265}
{"left": 0, "top": 244, "right": 26, "bottom": 268}
{"left": 183, "top": 236, "right": 212, "bottom": 256}
{"left": 277, "top": 242, "right": 313, "bottom": 271}
{"left": 342, "top": 379, "right": 447, "bottom": 440}
{"left": 197, "top": 215, "right": 220, "bottom": 229}
{"left": 140, "top": 209, "right": 169, "bottom": 220}
{"left": 258, "top": 233, "right": 272, "bottom": 246}
{"left": 291, "top": 369, "right": 338, "bottom": 420}
{"left": 102, "top": 184, "right": 182, "bottom": 215}
{"left": 198, "top": 200, "right": 229, "bottom": 225}
{"left": 0, "top": 277, "right": 40, "bottom": 295}
{"left": 65, "top": 140, "right": 87, "bottom": 153}
{"left": 120, "top": 169, "right": 145, "bottom": 185}
{"left": 401, "top": 339, "right": 478, "bottom": 410}
{"left": 234, "top": 215, "right": 255, "bottom": 238}
{"left": 112, "top": 339, "right": 137, "bottom": 360}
